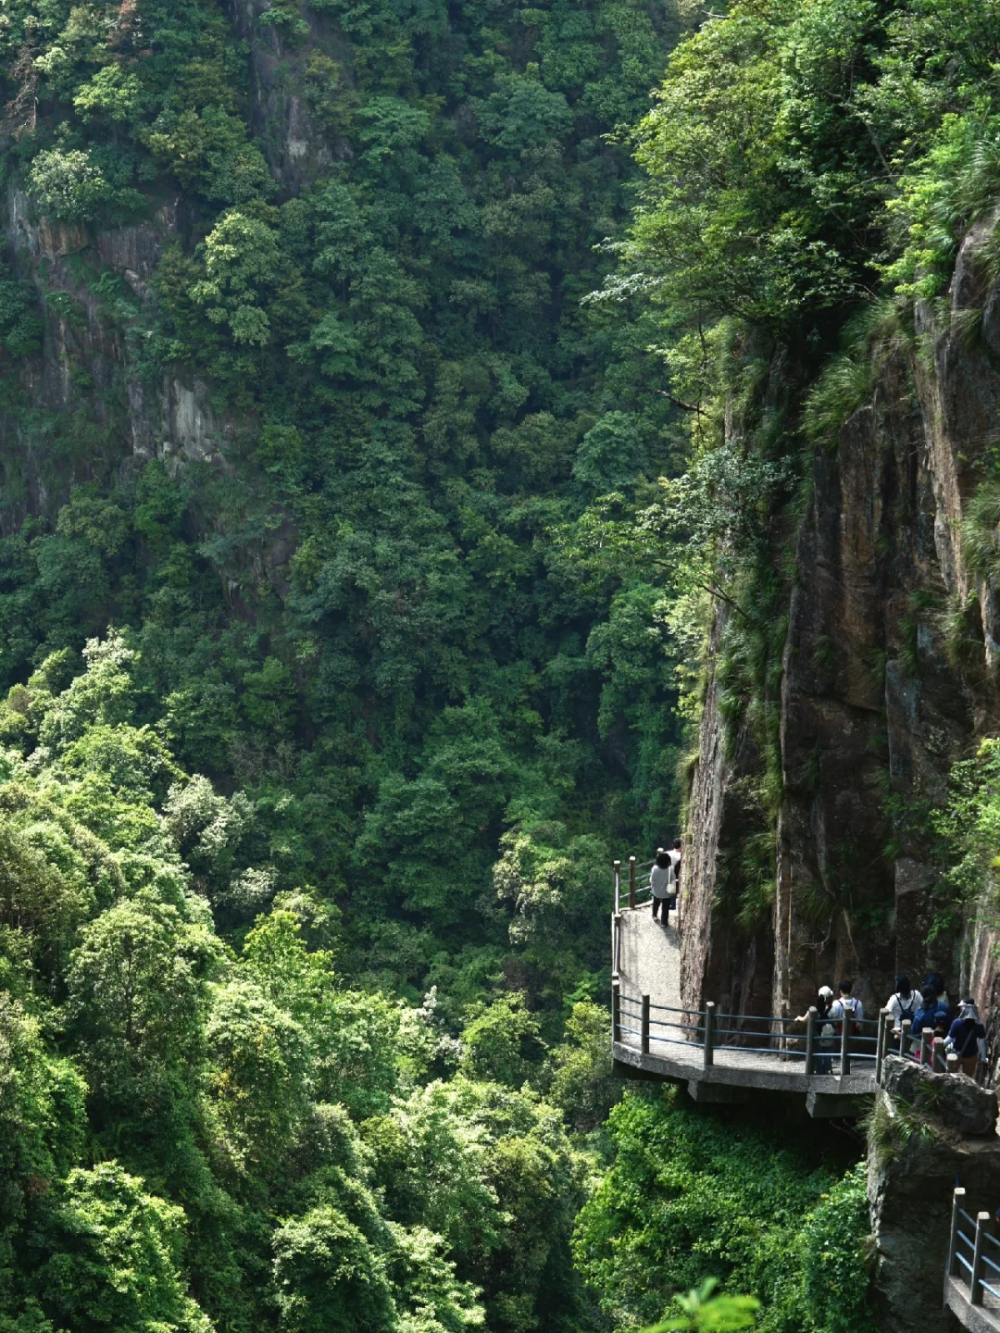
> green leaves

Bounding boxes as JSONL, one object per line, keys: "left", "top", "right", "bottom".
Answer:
{"left": 573, "top": 1089, "right": 875, "bottom": 1333}
{"left": 38, "top": 1162, "right": 212, "bottom": 1333}
{"left": 651, "top": 1281, "right": 760, "bottom": 1332}
{"left": 28, "top": 149, "right": 115, "bottom": 223}
{"left": 191, "top": 211, "right": 285, "bottom": 348}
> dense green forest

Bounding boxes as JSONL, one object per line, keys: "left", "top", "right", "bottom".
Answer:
{"left": 8, "top": 0, "right": 1000, "bottom": 1328}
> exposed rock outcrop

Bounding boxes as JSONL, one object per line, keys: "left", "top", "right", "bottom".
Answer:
{"left": 682, "top": 234, "right": 1000, "bottom": 1028}
{"left": 870, "top": 1059, "right": 1000, "bottom": 1333}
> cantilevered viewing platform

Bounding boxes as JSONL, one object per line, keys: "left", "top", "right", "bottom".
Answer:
{"left": 610, "top": 856, "right": 885, "bottom": 1118}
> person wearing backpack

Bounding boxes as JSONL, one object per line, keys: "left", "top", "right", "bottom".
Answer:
{"left": 912, "top": 986, "right": 952, "bottom": 1063}
{"left": 885, "top": 974, "right": 918, "bottom": 1049}
{"left": 946, "top": 1000, "right": 987, "bottom": 1078}
{"left": 829, "top": 981, "right": 863, "bottom": 1068}
{"left": 794, "top": 986, "right": 836, "bottom": 1074}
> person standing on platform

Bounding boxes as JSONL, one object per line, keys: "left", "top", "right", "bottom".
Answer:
{"left": 947, "top": 1000, "right": 987, "bottom": 1078}
{"left": 650, "top": 850, "right": 673, "bottom": 924}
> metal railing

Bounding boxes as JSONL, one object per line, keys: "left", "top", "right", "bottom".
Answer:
{"left": 613, "top": 855, "right": 657, "bottom": 913}
{"left": 612, "top": 981, "right": 894, "bottom": 1079}
{"left": 948, "top": 1188, "right": 1000, "bottom": 1314}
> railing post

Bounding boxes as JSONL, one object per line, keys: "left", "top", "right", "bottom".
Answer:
{"left": 614, "top": 860, "right": 621, "bottom": 915}
{"left": 900, "top": 1019, "right": 912, "bottom": 1060}
{"left": 840, "top": 1006, "right": 851, "bottom": 1076}
{"left": 947, "top": 1052, "right": 960, "bottom": 1076}
{"left": 805, "top": 1006, "right": 817, "bottom": 1076}
{"left": 875, "top": 1008, "right": 890, "bottom": 1082}
{"left": 613, "top": 912, "right": 622, "bottom": 976}
{"left": 949, "top": 1187, "right": 966, "bottom": 1278}
{"left": 612, "top": 981, "right": 621, "bottom": 1046}
{"left": 703, "top": 1001, "right": 715, "bottom": 1069}
{"left": 628, "top": 856, "right": 636, "bottom": 910}
{"left": 933, "top": 1036, "right": 946, "bottom": 1072}
{"left": 642, "top": 994, "right": 650, "bottom": 1055}
{"left": 920, "top": 1027, "right": 932, "bottom": 1068}
{"left": 972, "top": 1211, "right": 990, "bottom": 1304}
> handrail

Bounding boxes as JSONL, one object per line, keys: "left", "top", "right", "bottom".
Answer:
{"left": 613, "top": 982, "right": 888, "bottom": 1080}
{"left": 611, "top": 857, "right": 979, "bottom": 1099}
{"left": 947, "top": 1187, "right": 1000, "bottom": 1314}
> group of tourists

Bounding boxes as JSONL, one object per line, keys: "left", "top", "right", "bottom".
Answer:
{"left": 649, "top": 841, "right": 682, "bottom": 924}
{"left": 793, "top": 981, "right": 865, "bottom": 1075}
{"left": 644, "top": 845, "right": 989, "bottom": 1080}
{"left": 796, "top": 973, "right": 988, "bottom": 1079}
{"left": 884, "top": 973, "right": 987, "bottom": 1077}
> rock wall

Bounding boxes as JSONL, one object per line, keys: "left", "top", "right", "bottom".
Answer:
{"left": 870, "top": 1057, "right": 1000, "bottom": 1333}
{"left": 681, "top": 229, "right": 1000, "bottom": 1028}
{"left": 0, "top": 11, "right": 315, "bottom": 535}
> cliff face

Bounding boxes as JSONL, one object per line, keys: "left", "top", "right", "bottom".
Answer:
{"left": 682, "top": 230, "right": 1000, "bottom": 1030}
{"left": 0, "top": 3, "right": 329, "bottom": 542}
{"left": 0, "top": 191, "right": 237, "bottom": 531}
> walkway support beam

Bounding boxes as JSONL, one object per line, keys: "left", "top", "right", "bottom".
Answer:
{"left": 972, "top": 1212, "right": 991, "bottom": 1305}
{"left": 703, "top": 1002, "right": 715, "bottom": 1069}
{"left": 949, "top": 1188, "right": 966, "bottom": 1279}
{"left": 612, "top": 981, "right": 621, "bottom": 1045}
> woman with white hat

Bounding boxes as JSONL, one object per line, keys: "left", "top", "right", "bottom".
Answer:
{"left": 946, "top": 999, "right": 987, "bottom": 1078}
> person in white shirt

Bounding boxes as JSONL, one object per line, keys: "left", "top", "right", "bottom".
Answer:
{"left": 828, "top": 980, "right": 863, "bottom": 1068}
{"left": 885, "top": 974, "right": 918, "bottom": 1047}
{"left": 650, "top": 850, "right": 673, "bottom": 924}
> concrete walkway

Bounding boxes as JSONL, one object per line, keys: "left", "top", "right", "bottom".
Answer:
{"left": 613, "top": 902, "right": 877, "bottom": 1112}
{"left": 944, "top": 1273, "right": 1000, "bottom": 1331}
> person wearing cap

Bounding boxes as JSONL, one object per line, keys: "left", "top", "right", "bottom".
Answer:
{"left": 795, "top": 987, "right": 836, "bottom": 1074}
{"left": 947, "top": 1000, "right": 987, "bottom": 1078}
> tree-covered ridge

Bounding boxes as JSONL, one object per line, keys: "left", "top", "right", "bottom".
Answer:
{"left": 0, "top": 640, "right": 870, "bottom": 1333}
{"left": 0, "top": 0, "right": 690, "bottom": 1009}
{"left": 0, "top": 636, "right": 605, "bottom": 1333}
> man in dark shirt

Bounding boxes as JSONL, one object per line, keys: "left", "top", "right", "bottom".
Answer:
{"left": 911, "top": 986, "right": 951, "bottom": 1063}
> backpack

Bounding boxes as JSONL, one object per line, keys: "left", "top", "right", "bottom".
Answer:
{"left": 894, "top": 992, "right": 916, "bottom": 1023}
{"left": 838, "top": 998, "right": 862, "bottom": 1037}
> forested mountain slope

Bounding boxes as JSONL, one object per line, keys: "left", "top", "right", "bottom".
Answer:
{"left": 0, "top": 0, "right": 687, "bottom": 1011}
{"left": 0, "top": 1, "right": 710, "bottom": 1330}
{"left": 15, "top": 0, "right": 1000, "bottom": 1330}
